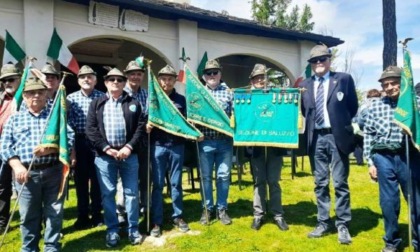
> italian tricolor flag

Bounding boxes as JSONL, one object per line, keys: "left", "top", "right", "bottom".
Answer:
{"left": 47, "top": 28, "right": 79, "bottom": 74}
{"left": 3, "top": 30, "right": 26, "bottom": 65}
{"left": 293, "top": 63, "right": 312, "bottom": 87}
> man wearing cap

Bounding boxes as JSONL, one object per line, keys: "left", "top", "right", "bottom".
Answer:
{"left": 300, "top": 44, "right": 358, "bottom": 244}
{"left": 0, "top": 63, "right": 22, "bottom": 233}
{"left": 197, "top": 59, "right": 234, "bottom": 225}
{"left": 86, "top": 67, "right": 145, "bottom": 247}
{"left": 364, "top": 66, "right": 420, "bottom": 252}
{"left": 146, "top": 65, "right": 190, "bottom": 237}
{"left": 247, "top": 64, "right": 288, "bottom": 231}
{"left": 115, "top": 60, "right": 149, "bottom": 225}
{"left": 41, "top": 63, "right": 61, "bottom": 99}
{"left": 0, "top": 78, "right": 74, "bottom": 251}
{"left": 68, "top": 65, "right": 105, "bottom": 230}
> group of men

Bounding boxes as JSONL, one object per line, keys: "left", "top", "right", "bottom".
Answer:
{"left": 0, "top": 42, "right": 419, "bottom": 252}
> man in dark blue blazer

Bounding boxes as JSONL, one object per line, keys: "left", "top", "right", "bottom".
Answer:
{"left": 299, "top": 44, "right": 358, "bottom": 244}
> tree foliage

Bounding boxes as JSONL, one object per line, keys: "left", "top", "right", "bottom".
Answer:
{"left": 251, "top": 0, "right": 314, "bottom": 32}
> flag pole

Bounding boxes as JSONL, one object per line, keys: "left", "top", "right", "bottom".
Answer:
{"left": 0, "top": 69, "right": 71, "bottom": 248}
{"left": 195, "top": 141, "right": 209, "bottom": 224}
{"left": 405, "top": 134, "right": 413, "bottom": 251}
{"left": 145, "top": 60, "right": 153, "bottom": 233}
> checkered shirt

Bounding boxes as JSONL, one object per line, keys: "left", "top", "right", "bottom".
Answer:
{"left": 197, "top": 82, "right": 233, "bottom": 138}
{"left": 0, "top": 106, "right": 75, "bottom": 166}
{"left": 363, "top": 96, "right": 420, "bottom": 165}
{"left": 103, "top": 95, "right": 127, "bottom": 148}
{"left": 124, "top": 86, "right": 148, "bottom": 113}
{"left": 68, "top": 89, "right": 104, "bottom": 134}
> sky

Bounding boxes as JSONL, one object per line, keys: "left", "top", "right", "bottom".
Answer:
{"left": 190, "top": 0, "right": 420, "bottom": 91}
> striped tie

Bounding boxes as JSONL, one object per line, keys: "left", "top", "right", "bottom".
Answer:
{"left": 315, "top": 77, "right": 325, "bottom": 126}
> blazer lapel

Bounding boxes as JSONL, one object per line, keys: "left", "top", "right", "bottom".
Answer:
{"left": 327, "top": 72, "right": 339, "bottom": 102}
{"left": 308, "top": 77, "right": 315, "bottom": 107}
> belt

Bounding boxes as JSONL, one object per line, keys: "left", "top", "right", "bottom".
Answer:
{"left": 375, "top": 148, "right": 404, "bottom": 156}
{"left": 314, "top": 128, "right": 332, "bottom": 135}
{"left": 28, "top": 161, "right": 60, "bottom": 170}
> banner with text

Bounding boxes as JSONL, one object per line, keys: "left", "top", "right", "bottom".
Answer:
{"left": 233, "top": 88, "right": 300, "bottom": 148}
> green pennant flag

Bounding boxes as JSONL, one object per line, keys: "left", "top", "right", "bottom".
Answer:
{"left": 185, "top": 65, "right": 233, "bottom": 136}
{"left": 38, "top": 85, "right": 70, "bottom": 198}
{"left": 147, "top": 67, "right": 202, "bottom": 140}
{"left": 11, "top": 61, "right": 32, "bottom": 112}
{"left": 394, "top": 48, "right": 420, "bottom": 150}
{"left": 196, "top": 51, "right": 208, "bottom": 77}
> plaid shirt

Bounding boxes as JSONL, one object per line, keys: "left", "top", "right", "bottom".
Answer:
{"left": 197, "top": 82, "right": 233, "bottom": 138}
{"left": 103, "top": 95, "right": 127, "bottom": 148}
{"left": 67, "top": 89, "right": 104, "bottom": 134}
{"left": 124, "top": 86, "right": 148, "bottom": 113}
{"left": 0, "top": 106, "right": 75, "bottom": 166}
{"left": 363, "top": 96, "right": 420, "bottom": 165}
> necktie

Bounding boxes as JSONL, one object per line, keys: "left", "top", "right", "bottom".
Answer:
{"left": 315, "top": 77, "right": 325, "bottom": 126}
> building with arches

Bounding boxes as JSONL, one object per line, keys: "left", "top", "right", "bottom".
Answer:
{"left": 0, "top": 0, "right": 343, "bottom": 92}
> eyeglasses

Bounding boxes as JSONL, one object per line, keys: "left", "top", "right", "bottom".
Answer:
{"left": 309, "top": 57, "right": 329, "bottom": 64}
{"left": 1, "top": 78, "right": 17, "bottom": 83}
{"left": 107, "top": 77, "right": 124, "bottom": 83}
{"left": 205, "top": 71, "right": 219, "bottom": 76}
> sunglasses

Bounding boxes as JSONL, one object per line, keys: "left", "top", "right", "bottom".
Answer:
{"left": 107, "top": 77, "right": 124, "bottom": 83}
{"left": 205, "top": 70, "right": 219, "bottom": 76}
{"left": 309, "top": 57, "right": 329, "bottom": 64}
{"left": 1, "top": 78, "right": 17, "bottom": 83}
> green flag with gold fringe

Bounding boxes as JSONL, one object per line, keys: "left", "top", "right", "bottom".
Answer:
{"left": 394, "top": 48, "right": 420, "bottom": 150}
{"left": 185, "top": 65, "right": 233, "bottom": 137}
{"left": 233, "top": 88, "right": 300, "bottom": 148}
{"left": 147, "top": 67, "right": 202, "bottom": 140}
{"left": 37, "top": 85, "right": 70, "bottom": 198}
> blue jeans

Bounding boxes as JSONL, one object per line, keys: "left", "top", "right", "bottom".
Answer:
{"left": 198, "top": 139, "right": 233, "bottom": 211}
{"left": 151, "top": 144, "right": 185, "bottom": 225}
{"left": 309, "top": 133, "right": 351, "bottom": 227}
{"left": 374, "top": 151, "right": 420, "bottom": 249}
{"left": 95, "top": 154, "right": 139, "bottom": 234}
{"left": 15, "top": 163, "right": 64, "bottom": 252}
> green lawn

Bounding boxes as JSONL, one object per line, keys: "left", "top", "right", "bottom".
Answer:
{"left": 0, "top": 156, "right": 412, "bottom": 251}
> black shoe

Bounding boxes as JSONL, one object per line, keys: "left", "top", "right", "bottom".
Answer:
{"left": 307, "top": 223, "right": 330, "bottom": 238}
{"left": 200, "top": 209, "right": 212, "bottom": 225}
{"left": 337, "top": 225, "right": 352, "bottom": 244}
{"left": 218, "top": 209, "right": 232, "bottom": 225}
{"left": 251, "top": 217, "right": 263, "bottom": 230}
{"left": 381, "top": 245, "right": 397, "bottom": 252}
{"left": 91, "top": 214, "right": 104, "bottom": 227}
{"left": 274, "top": 217, "right": 289, "bottom": 231}
{"left": 73, "top": 216, "right": 92, "bottom": 230}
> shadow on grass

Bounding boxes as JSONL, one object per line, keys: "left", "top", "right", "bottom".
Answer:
{"left": 284, "top": 201, "right": 318, "bottom": 227}
{"left": 350, "top": 207, "right": 382, "bottom": 236}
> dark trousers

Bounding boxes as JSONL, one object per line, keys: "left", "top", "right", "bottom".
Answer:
{"left": 74, "top": 135, "right": 102, "bottom": 218}
{"left": 353, "top": 135, "right": 364, "bottom": 165}
{"left": 374, "top": 150, "right": 420, "bottom": 249}
{"left": 309, "top": 132, "right": 351, "bottom": 227}
{"left": 0, "top": 161, "right": 12, "bottom": 228}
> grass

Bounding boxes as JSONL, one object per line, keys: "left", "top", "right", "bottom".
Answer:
{"left": 0, "top": 156, "right": 412, "bottom": 251}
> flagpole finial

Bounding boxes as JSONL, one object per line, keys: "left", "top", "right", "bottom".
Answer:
{"left": 61, "top": 71, "right": 73, "bottom": 77}
{"left": 28, "top": 56, "right": 37, "bottom": 62}
{"left": 399, "top": 38, "right": 413, "bottom": 48}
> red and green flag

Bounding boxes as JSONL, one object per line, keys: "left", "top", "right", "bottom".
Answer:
{"left": 47, "top": 28, "right": 79, "bottom": 74}
{"left": 394, "top": 48, "right": 420, "bottom": 150}
{"left": 293, "top": 63, "right": 311, "bottom": 87}
{"left": 147, "top": 66, "right": 202, "bottom": 140}
{"left": 37, "top": 85, "right": 71, "bottom": 198}
{"left": 3, "top": 30, "right": 26, "bottom": 65}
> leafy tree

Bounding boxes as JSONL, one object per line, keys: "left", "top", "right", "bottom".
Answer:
{"left": 382, "top": 0, "right": 397, "bottom": 69}
{"left": 251, "top": 0, "right": 314, "bottom": 32}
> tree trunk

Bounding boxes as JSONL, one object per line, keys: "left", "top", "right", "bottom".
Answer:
{"left": 382, "top": 0, "right": 397, "bottom": 70}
